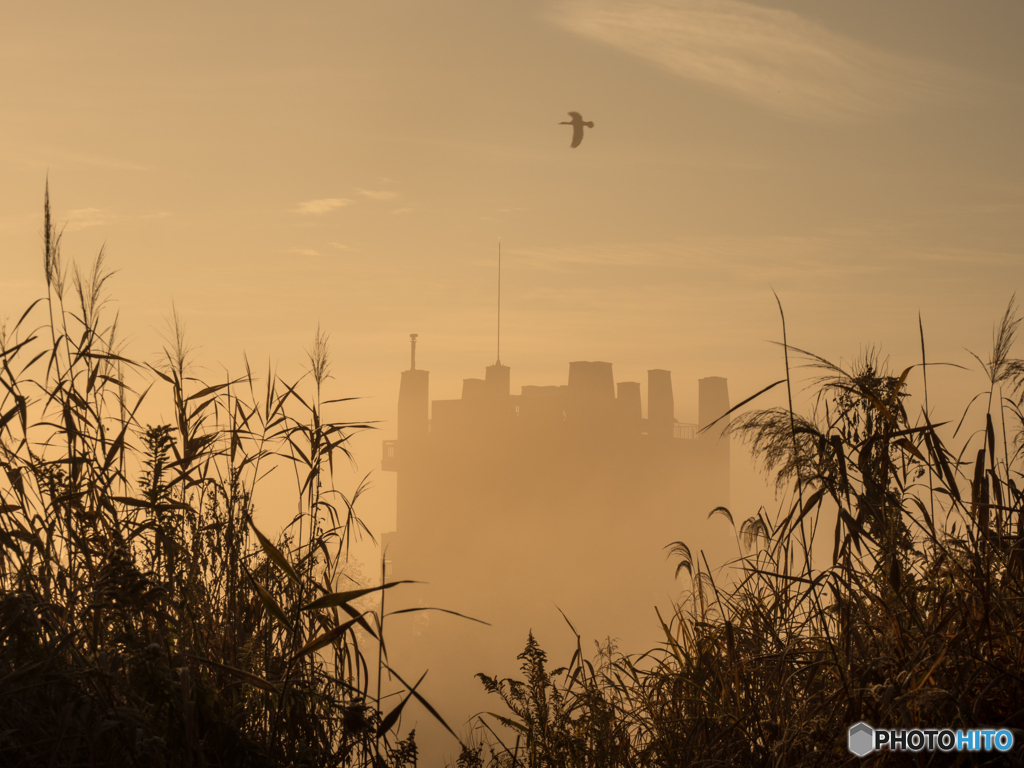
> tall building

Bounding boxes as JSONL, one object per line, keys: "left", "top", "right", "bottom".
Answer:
{"left": 378, "top": 336, "right": 731, "bottom": 749}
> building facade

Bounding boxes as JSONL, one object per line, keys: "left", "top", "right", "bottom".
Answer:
{"left": 378, "top": 337, "right": 731, "bottom": 741}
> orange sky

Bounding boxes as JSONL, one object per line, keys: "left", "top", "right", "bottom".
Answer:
{"left": 2, "top": 0, "right": 1023, "bottom": 556}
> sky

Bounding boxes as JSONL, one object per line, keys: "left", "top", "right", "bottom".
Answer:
{"left": 2, "top": 0, "right": 1023, "bottom": 595}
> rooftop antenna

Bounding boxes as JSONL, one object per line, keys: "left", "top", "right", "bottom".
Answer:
{"left": 496, "top": 238, "right": 501, "bottom": 365}
{"left": 410, "top": 333, "right": 418, "bottom": 370}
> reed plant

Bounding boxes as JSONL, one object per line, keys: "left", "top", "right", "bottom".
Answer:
{"left": 466, "top": 300, "right": 1024, "bottom": 767}
{"left": 0, "top": 186, "right": 449, "bottom": 767}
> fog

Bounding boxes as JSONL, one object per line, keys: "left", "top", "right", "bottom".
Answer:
{"left": 375, "top": 341, "right": 733, "bottom": 755}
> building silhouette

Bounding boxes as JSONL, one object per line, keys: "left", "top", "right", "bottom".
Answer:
{"left": 379, "top": 335, "right": 731, "bottom": 750}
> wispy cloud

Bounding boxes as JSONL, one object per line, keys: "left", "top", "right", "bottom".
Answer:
{"left": 288, "top": 247, "right": 321, "bottom": 257}
{"left": 357, "top": 189, "right": 399, "bottom": 201}
{"left": 66, "top": 208, "right": 117, "bottom": 231}
{"left": 549, "top": 0, "right": 956, "bottom": 121}
{"left": 511, "top": 230, "right": 1021, "bottom": 297}
{"left": 294, "top": 198, "right": 352, "bottom": 214}
{"left": 64, "top": 208, "right": 169, "bottom": 232}
{"left": 391, "top": 207, "right": 415, "bottom": 215}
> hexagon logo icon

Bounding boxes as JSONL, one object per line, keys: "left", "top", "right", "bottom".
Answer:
{"left": 848, "top": 722, "right": 874, "bottom": 756}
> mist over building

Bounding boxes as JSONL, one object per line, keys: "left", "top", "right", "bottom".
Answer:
{"left": 380, "top": 335, "right": 731, "bottom": 751}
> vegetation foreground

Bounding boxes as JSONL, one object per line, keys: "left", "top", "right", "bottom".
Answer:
{"left": 458, "top": 305, "right": 1024, "bottom": 768}
{"left": 2, "top": 193, "right": 1024, "bottom": 766}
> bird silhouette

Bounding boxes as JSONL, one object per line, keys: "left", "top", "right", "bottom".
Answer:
{"left": 560, "top": 112, "right": 594, "bottom": 148}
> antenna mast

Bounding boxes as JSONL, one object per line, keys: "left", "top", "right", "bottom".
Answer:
{"left": 496, "top": 238, "right": 501, "bottom": 365}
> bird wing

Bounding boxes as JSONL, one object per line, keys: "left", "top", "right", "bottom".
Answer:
{"left": 570, "top": 124, "right": 584, "bottom": 148}
{"left": 567, "top": 111, "right": 582, "bottom": 121}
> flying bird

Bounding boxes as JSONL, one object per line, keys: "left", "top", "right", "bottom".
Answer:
{"left": 560, "top": 112, "right": 594, "bottom": 148}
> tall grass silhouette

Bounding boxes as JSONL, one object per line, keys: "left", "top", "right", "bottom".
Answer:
{"left": 0, "top": 186, "right": 454, "bottom": 766}
{"left": 463, "top": 301, "right": 1024, "bottom": 767}
{"left": 6, "top": 186, "right": 1023, "bottom": 767}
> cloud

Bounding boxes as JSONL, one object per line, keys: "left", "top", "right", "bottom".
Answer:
{"left": 549, "top": 0, "right": 956, "bottom": 121}
{"left": 66, "top": 208, "right": 116, "bottom": 231}
{"left": 511, "top": 230, "right": 1023, "bottom": 303}
{"left": 357, "top": 189, "right": 400, "bottom": 201}
{"left": 63, "top": 208, "right": 169, "bottom": 232}
{"left": 294, "top": 198, "right": 352, "bottom": 214}
{"left": 390, "top": 207, "right": 415, "bottom": 215}
{"left": 288, "top": 247, "right": 321, "bottom": 257}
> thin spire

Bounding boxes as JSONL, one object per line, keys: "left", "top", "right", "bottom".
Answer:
{"left": 496, "top": 238, "right": 501, "bottom": 365}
